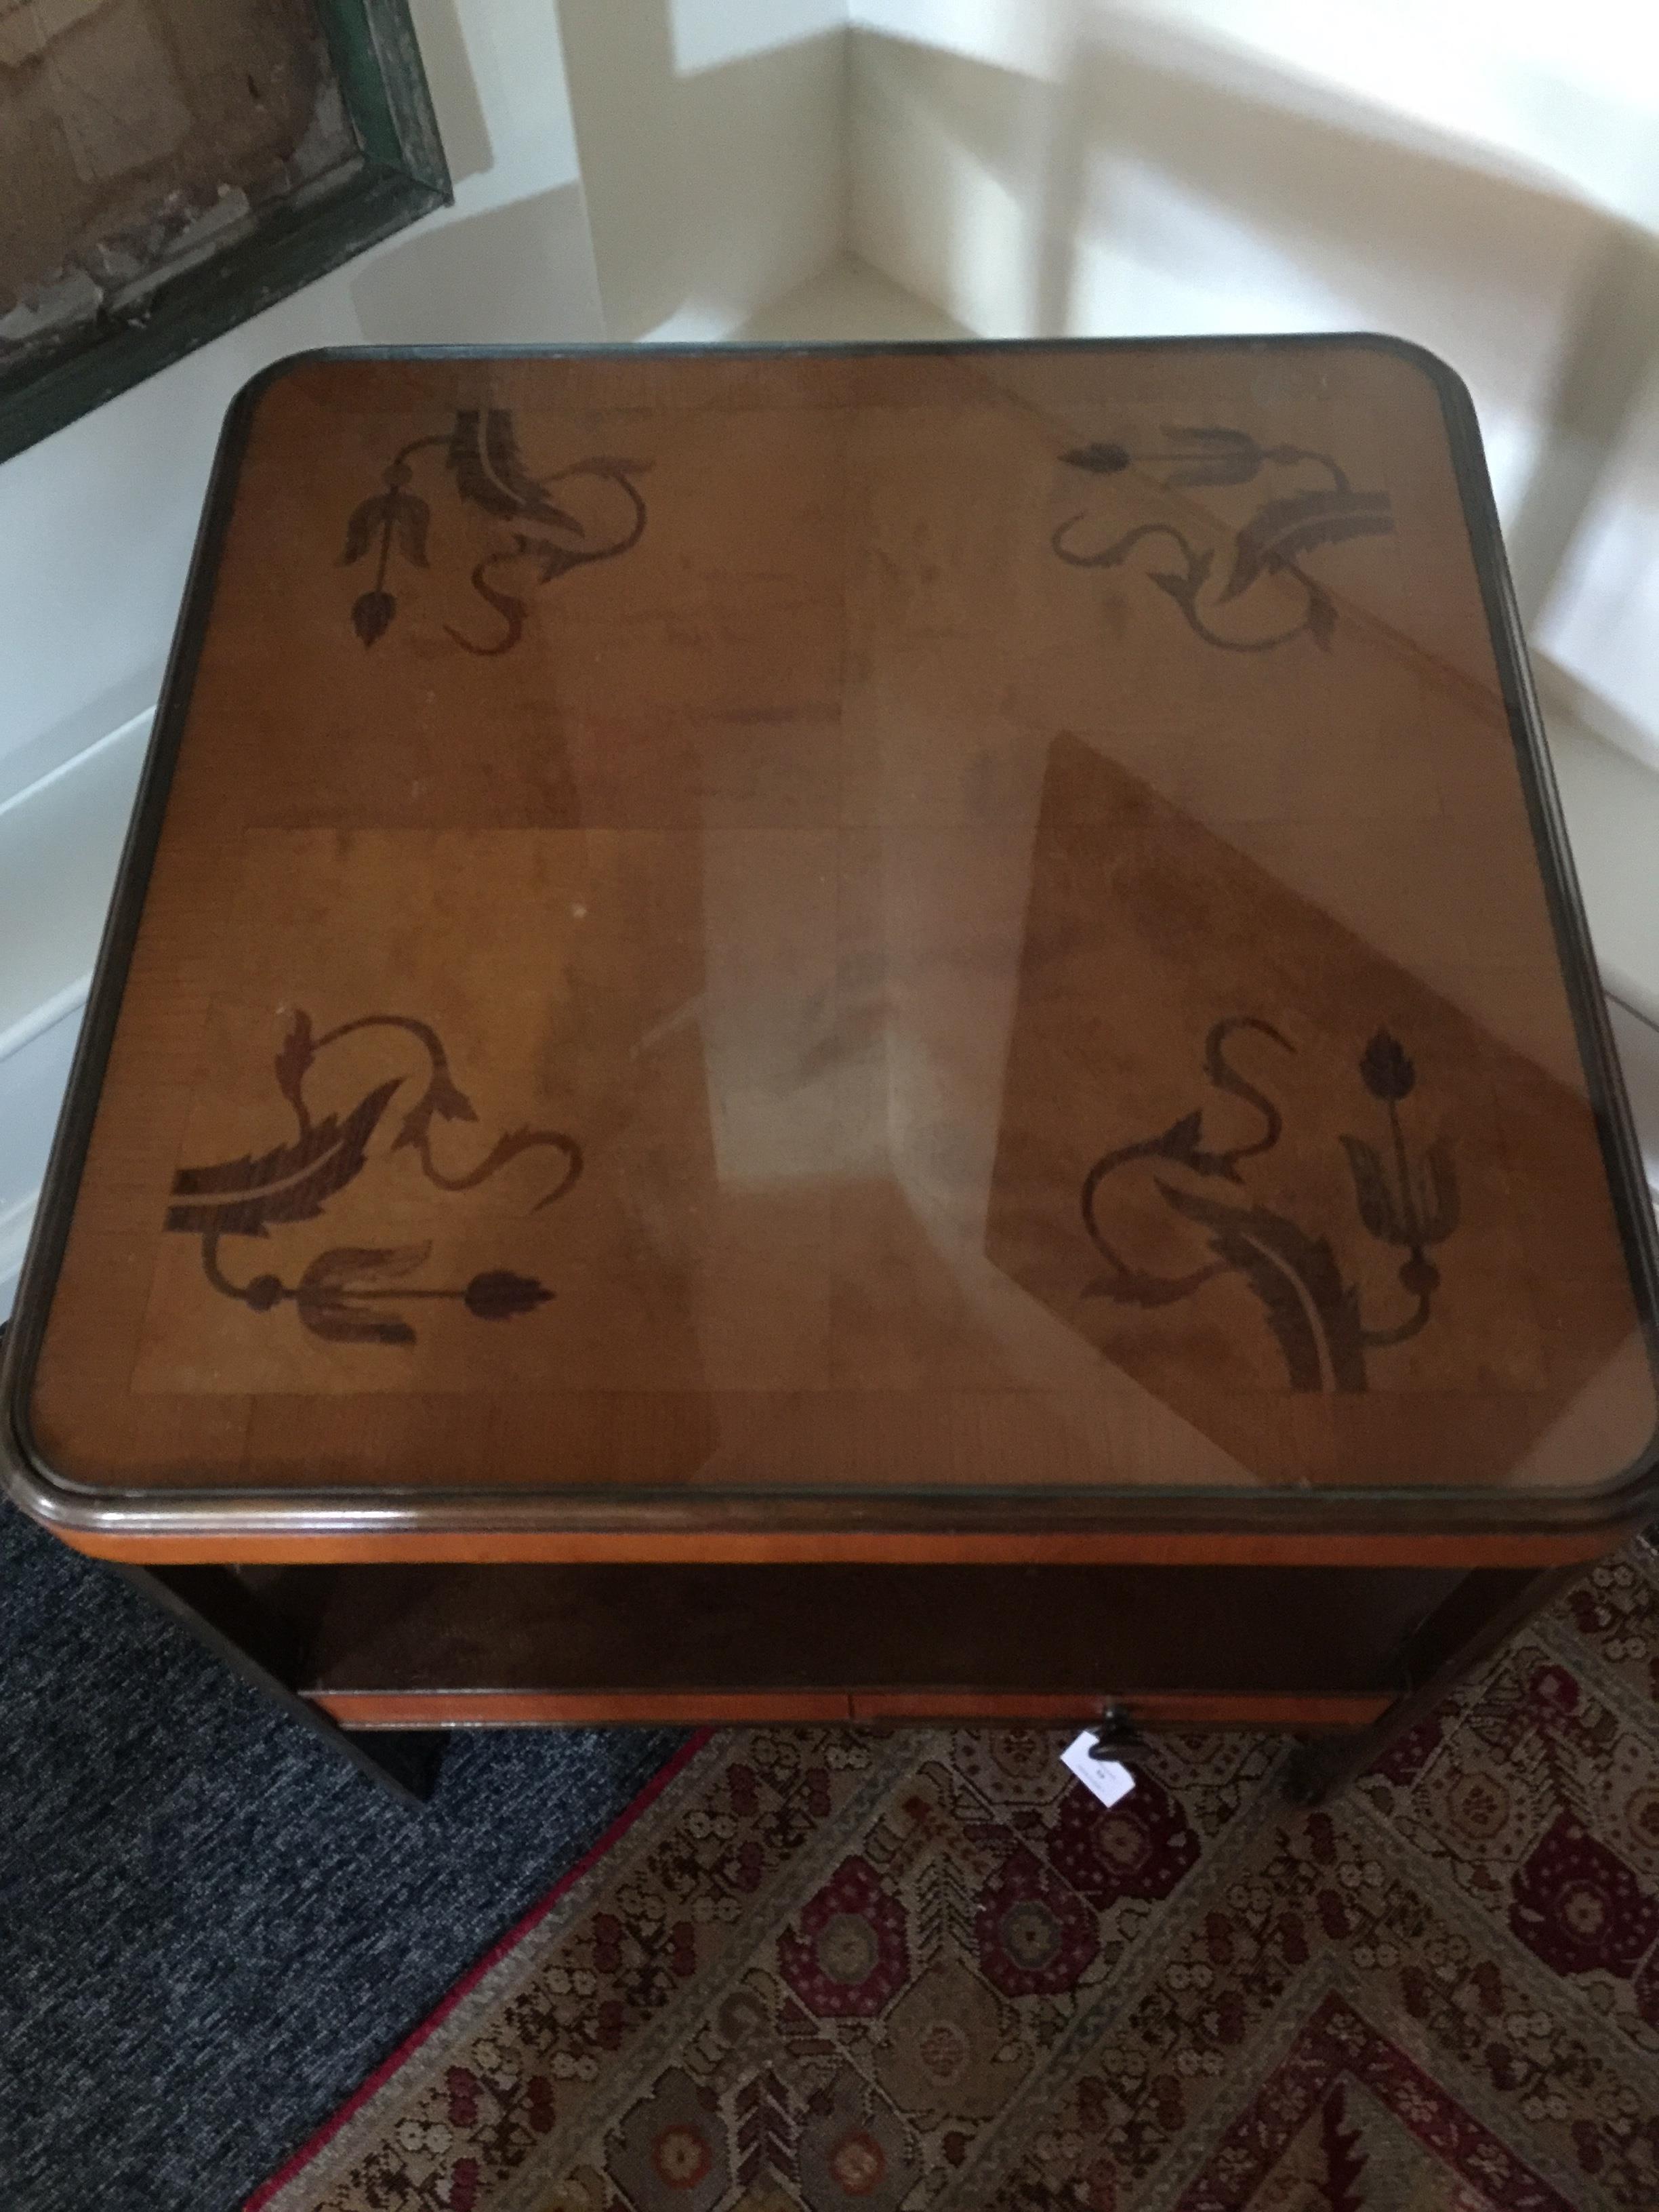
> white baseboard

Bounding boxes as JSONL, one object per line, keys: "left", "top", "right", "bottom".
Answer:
{"left": 0, "top": 709, "right": 148, "bottom": 1050}
{"left": 0, "top": 989, "right": 85, "bottom": 1320}
{"left": 0, "top": 704, "right": 148, "bottom": 1320}
{"left": 0, "top": 1190, "right": 41, "bottom": 1323}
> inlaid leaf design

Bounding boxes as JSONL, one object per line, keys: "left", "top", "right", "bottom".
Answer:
{"left": 462, "top": 1269, "right": 552, "bottom": 1319}
{"left": 390, "top": 1069, "right": 478, "bottom": 1156}
{"left": 295, "top": 1244, "right": 432, "bottom": 1347}
{"left": 299, "top": 1302, "right": 415, "bottom": 1346}
{"left": 340, "top": 495, "right": 385, "bottom": 565}
{"left": 485, "top": 411, "right": 584, "bottom": 531}
{"left": 1076, "top": 1010, "right": 1452, "bottom": 1393}
{"left": 1156, "top": 1181, "right": 1357, "bottom": 1392}
{"left": 351, "top": 591, "right": 396, "bottom": 647}
{"left": 1061, "top": 442, "right": 1131, "bottom": 474}
{"left": 451, "top": 409, "right": 588, "bottom": 531}
{"left": 1054, "top": 425, "right": 1391, "bottom": 652}
{"left": 1160, "top": 424, "right": 1265, "bottom": 489}
{"left": 351, "top": 419, "right": 651, "bottom": 654}
{"left": 165, "top": 1079, "right": 402, "bottom": 1236}
{"left": 449, "top": 409, "right": 518, "bottom": 516}
{"left": 172, "top": 1006, "right": 585, "bottom": 1349}
{"left": 1216, "top": 489, "right": 1391, "bottom": 604}
{"left": 340, "top": 489, "right": 428, "bottom": 570}
{"left": 1339, "top": 1134, "right": 1407, "bottom": 1245}
{"left": 1359, "top": 1030, "right": 1416, "bottom": 1101}
{"left": 299, "top": 1242, "right": 432, "bottom": 1292}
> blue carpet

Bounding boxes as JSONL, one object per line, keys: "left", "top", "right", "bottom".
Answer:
{"left": 0, "top": 1494, "right": 681, "bottom": 2212}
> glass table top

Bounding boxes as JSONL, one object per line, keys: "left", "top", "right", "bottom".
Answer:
{"left": 12, "top": 337, "right": 1658, "bottom": 1520}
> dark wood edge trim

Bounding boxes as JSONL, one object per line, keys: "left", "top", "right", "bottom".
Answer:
{"left": 310, "top": 1692, "right": 856, "bottom": 1725}
{"left": 1417, "top": 344, "right": 1659, "bottom": 1483}
{"left": 308, "top": 1689, "right": 1395, "bottom": 1729}
{"left": 1, "top": 372, "right": 270, "bottom": 1477}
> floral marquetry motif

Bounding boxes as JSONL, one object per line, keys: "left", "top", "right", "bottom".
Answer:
{"left": 164, "top": 1008, "right": 579, "bottom": 1347}
{"left": 339, "top": 410, "right": 651, "bottom": 655}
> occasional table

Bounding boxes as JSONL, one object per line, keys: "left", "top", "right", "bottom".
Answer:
{"left": 5, "top": 337, "right": 1656, "bottom": 1803}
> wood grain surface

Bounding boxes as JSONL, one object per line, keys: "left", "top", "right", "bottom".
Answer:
{"left": 25, "top": 341, "right": 1654, "bottom": 1521}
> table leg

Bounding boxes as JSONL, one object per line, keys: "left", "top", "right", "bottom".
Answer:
{"left": 117, "top": 1563, "right": 447, "bottom": 1807}
{"left": 1283, "top": 1564, "right": 1578, "bottom": 1805}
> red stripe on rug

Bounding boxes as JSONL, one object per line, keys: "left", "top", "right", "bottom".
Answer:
{"left": 243, "top": 1729, "right": 716, "bottom": 2212}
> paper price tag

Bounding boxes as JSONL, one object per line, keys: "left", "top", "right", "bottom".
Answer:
{"left": 1061, "top": 1730, "right": 1136, "bottom": 1809}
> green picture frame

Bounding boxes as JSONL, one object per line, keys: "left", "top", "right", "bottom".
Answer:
{"left": 0, "top": 0, "right": 450, "bottom": 466}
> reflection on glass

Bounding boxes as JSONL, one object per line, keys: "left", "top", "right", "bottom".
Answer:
{"left": 30, "top": 341, "right": 1658, "bottom": 1503}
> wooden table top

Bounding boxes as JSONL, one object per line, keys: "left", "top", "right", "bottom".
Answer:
{"left": 5, "top": 337, "right": 1656, "bottom": 1557}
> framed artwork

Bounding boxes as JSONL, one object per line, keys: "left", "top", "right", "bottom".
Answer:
{"left": 0, "top": 0, "right": 448, "bottom": 464}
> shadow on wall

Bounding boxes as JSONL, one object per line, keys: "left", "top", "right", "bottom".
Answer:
{"left": 362, "top": 2, "right": 845, "bottom": 348}
{"left": 350, "top": 185, "right": 598, "bottom": 345}
{"left": 348, "top": 1, "right": 602, "bottom": 348}
{"left": 846, "top": 22, "right": 1659, "bottom": 634}
{"left": 556, "top": 0, "right": 845, "bottom": 339}
{"left": 407, "top": 0, "right": 495, "bottom": 186}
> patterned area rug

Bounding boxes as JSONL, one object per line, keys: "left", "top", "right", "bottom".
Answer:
{"left": 249, "top": 1549, "right": 1659, "bottom": 2211}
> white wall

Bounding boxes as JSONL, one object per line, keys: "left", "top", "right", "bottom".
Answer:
{"left": 1538, "top": 373, "right": 1659, "bottom": 777}
{"left": 560, "top": 0, "right": 845, "bottom": 342}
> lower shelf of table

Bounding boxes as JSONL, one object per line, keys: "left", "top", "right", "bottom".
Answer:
{"left": 228, "top": 1559, "right": 1486, "bottom": 1733}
